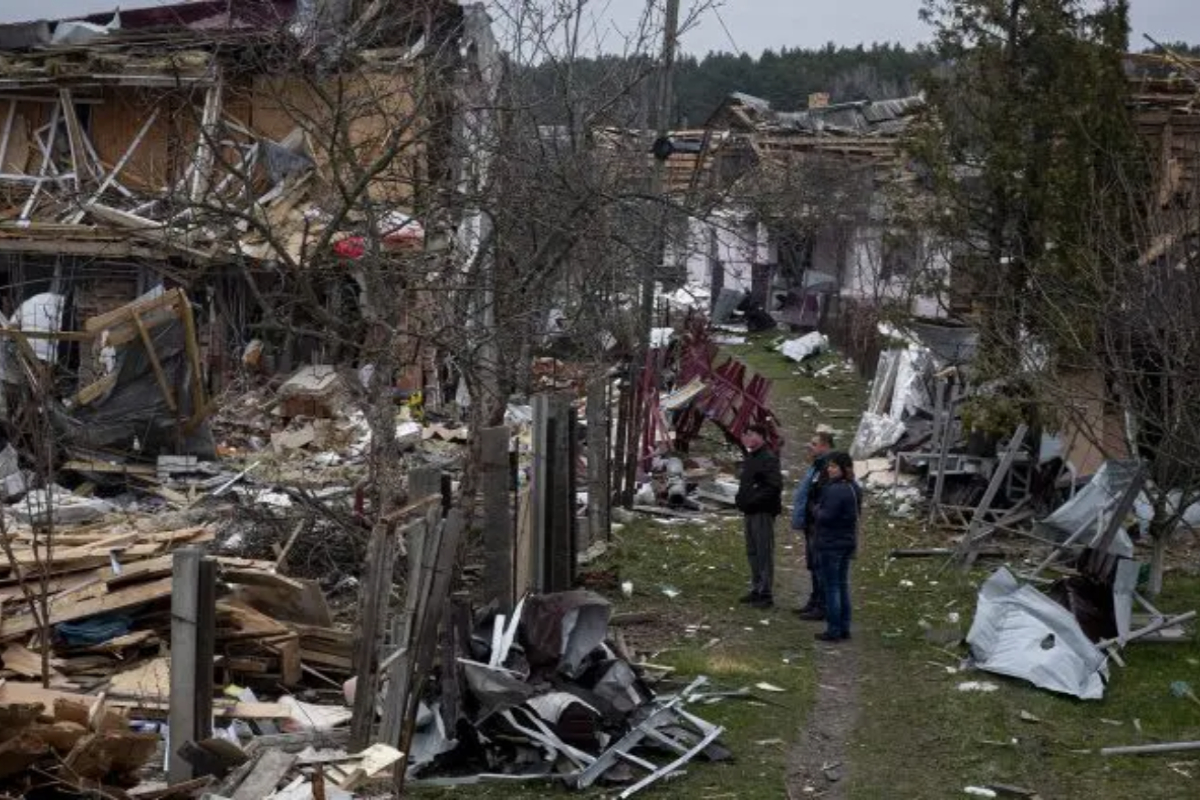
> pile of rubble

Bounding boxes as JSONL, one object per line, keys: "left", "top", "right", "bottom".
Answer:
{"left": 402, "top": 590, "right": 727, "bottom": 793}
{"left": 841, "top": 322, "right": 1197, "bottom": 702}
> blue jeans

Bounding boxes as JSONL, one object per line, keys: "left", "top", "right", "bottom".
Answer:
{"left": 817, "top": 548, "right": 852, "bottom": 638}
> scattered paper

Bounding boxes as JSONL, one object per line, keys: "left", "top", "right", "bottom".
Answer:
{"left": 755, "top": 682, "right": 786, "bottom": 693}
{"left": 956, "top": 681, "right": 1000, "bottom": 693}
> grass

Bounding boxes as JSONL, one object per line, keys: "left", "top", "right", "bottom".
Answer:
{"left": 848, "top": 515, "right": 1200, "bottom": 799}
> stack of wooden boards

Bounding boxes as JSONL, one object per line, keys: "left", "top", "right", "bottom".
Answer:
{"left": 0, "top": 682, "right": 159, "bottom": 793}
{"left": 0, "top": 516, "right": 359, "bottom": 794}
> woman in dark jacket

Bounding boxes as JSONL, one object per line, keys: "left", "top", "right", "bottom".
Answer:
{"left": 813, "top": 451, "right": 862, "bottom": 642}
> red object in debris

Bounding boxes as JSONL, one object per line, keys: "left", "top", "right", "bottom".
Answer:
{"left": 333, "top": 237, "right": 367, "bottom": 260}
{"left": 673, "top": 316, "right": 783, "bottom": 453}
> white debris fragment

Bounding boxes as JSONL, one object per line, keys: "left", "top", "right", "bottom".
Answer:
{"left": 956, "top": 681, "right": 1000, "bottom": 693}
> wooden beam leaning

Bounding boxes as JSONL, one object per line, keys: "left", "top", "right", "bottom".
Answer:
{"left": 21, "top": 100, "right": 60, "bottom": 222}
{"left": 71, "top": 106, "right": 161, "bottom": 224}
{"left": 189, "top": 73, "right": 225, "bottom": 203}
{"left": 59, "top": 88, "right": 91, "bottom": 193}
{"left": 133, "top": 311, "right": 178, "bottom": 412}
{"left": 349, "top": 519, "right": 400, "bottom": 750}
{"left": 0, "top": 100, "right": 15, "bottom": 173}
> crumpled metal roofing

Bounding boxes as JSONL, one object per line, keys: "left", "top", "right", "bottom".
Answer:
{"left": 732, "top": 93, "right": 925, "bottom": 137}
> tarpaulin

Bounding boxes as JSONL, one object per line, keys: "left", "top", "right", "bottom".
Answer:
{"left": 54, "top": 317, "right": 215, "bottom": 459}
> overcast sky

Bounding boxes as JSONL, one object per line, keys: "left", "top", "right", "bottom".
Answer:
{"left": 1, "top": 1, "right": 1197, "bottom": 54}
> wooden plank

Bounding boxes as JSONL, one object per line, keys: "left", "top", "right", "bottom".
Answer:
{"left": 348, "top": 520, "right": 398, "bottom": 750}
{"left": 586, "top": 380, "right": 611, "bottom": 547}
{"left": 133, "top": 311, "right": 178, "bottom": 412}
{"left": 84, "top": 287, "right": 182, "bottom": 333}
{"left": 480, "top": 426, "right": 513, "bottom": 611}
{"left": 230, "top": 749, "right": 296, "bottom": 800}
{"left": 379, "top": 514, "right": 428, "bottom": 747}
{"left": 0, "top": 577, "right": 173, "bottom": 639}
{"left": 169, "top": 548, "right": 201, "bottom": 782}
{"left": 109, "top": 698, "right": 290, "bottom": 720}
{"left": 178, "top": 294, "right": 207, "bottom": 427}
{"left": 299, "top": 649, "right": 352, "bottom": 671}
{"left": 396, "top": 509, "right": 464, "bottom": 792}
{"left": 59, "top": 88, "right": 92, "bottom": 191}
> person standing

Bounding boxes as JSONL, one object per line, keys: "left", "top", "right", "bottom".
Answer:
{"left": 790, "top": 431, "right": 834, "bottom": 619}
{"left": 813, "top": 451, "right": 862, "bottom": 642}
{"left": 735, "top": 424, "right": 783, "bottom": 609}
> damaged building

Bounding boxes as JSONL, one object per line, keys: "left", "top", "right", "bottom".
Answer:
{"left": 607, "top": 90, "right": 944, "bottom": 327}
{"left": 0, "top": 0, "right": 498, "bottom": 463}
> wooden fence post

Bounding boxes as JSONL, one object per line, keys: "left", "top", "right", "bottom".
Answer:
{"left": 168, "top": 547, "right": 215, "bottom": 784}
{"left": 480, "top": 426, "right": 514, "bottom": 611}
{"left": 586, "top": 379, "right": 611, "bottom": 546}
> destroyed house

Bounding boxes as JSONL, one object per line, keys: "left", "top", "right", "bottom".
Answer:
{"left": 643, "top": 90, "right": 943, "bottom": 323}
{"left": 0, "top": 0, "right": 494, "bottom": 414}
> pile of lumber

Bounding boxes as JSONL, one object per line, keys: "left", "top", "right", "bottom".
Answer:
{"left": 0, "top": 521, "right": 353, "bottom": 692}
{"left": 0, "top": 514, "right": 360, "bottom": 797}
{"left": 0, "top": 683, "right": 158, "bottom": 795}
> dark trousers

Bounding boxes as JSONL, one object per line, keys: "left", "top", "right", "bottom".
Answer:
{"left": 744, "top": 512, "right": 775, "bottom": 598}
{"left": 817, "top": 548, "right": 853, "bottom": 638}
{"left": 804, "top": 530, "right": 823, "bottom": 608}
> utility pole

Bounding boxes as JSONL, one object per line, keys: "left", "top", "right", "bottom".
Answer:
{"left": 624, "top": 0, "right": 681, "bottom": 505}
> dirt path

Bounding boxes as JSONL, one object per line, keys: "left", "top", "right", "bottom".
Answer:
{"left": 779, "top": 416, "right": 861, "bottom": 799}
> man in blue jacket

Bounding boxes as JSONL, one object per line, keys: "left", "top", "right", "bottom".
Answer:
{"left": 791, "top": 431, "right": 833, "bottom": 619}
{"left": 735, "top": 424, "right": 783, "bottom": 609}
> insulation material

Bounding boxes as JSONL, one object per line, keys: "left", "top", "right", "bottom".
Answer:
{"left": 888, "top": 347, "right": 933, "bottom": 419}
{"left": 17, "top": 292, "right": 65, "bottom": 363}
{"left": 777, "top": 331, "right": 828, "bottom": 363}
{"left": 1033, "top": 460, "right": 1140, "bottom": 559}
{"left": 867, "top": 350, "right": 901, "bottom": 416}
{"left": 849, "top": 412, "right": 907, "bottom": 460}
{"left": 966, "top": 567, "right": 1108, "bottom": 700}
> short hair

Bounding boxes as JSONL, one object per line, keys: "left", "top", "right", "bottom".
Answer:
{"left": 815, "top": 431, "right": 835, "bottom": 448}
{"left": 746, "top": 423, "right": 769, "bottom": 438}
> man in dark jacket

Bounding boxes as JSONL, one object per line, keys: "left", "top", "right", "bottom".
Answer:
{"left": 791, "top": 431, "right": 834, "bottom": 619}
{"left": 735, "top": 424, "right": 783, "bottom": 609}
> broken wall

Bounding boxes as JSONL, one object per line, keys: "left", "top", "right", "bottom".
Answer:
{"left": 248, "top": 69, "right": 424, "bottom": 206}
{"left": 1055, "top": 368, "right": 1130, "bottom": 478}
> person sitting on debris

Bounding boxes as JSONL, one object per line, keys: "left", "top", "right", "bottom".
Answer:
{"left": 813, "top": 451, "right": 863, "bottom": 642}
{"left": 735, "top": 423, "right": 783, "bottom": 609}
{"left": 791, "top": 431, "right": 834, "bottom": 619}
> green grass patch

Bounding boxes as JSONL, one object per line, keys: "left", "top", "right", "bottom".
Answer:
{"left": 849, "top": 514, "right": 1200, "bottom": 799}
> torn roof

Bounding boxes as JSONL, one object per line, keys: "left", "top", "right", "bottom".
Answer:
{"left": 0, "top": 1, "right": 298, "bottom": 47}
{"left": 709, "top": 92, "right": 925, "bottom": 137}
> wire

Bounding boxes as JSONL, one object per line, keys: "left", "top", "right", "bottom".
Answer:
{"left": 713, "top": 5, "right": 743, "bottom": 56}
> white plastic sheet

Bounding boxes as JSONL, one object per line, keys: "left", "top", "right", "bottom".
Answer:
{"left": 966, "top": 567, "right": 1108, "bottom": 700}
{"left": 849, "top": 412, "right": 906, "bottom": 460}
{"left": 777, "top": 331, "right": 828, "bottom": 363}
{"left": 17, "top": 292, "right": 65, "bottom": 363}
{"left": 888, "top": 348, "right": 933, "bottom": 419}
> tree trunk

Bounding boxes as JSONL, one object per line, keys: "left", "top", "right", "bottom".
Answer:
{"left": 1148, "top": 522, "right": 1170, "bottom": 597}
